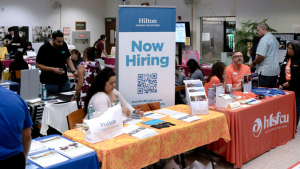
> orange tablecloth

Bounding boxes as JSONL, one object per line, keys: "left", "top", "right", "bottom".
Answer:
{"left": 208, "top": 91, "right": 296, "bottom": 168}
{"left": 63, "top": 105, "right": 230, "bottom": 169}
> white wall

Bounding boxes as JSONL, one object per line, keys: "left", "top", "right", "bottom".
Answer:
{"left": 0, "top": 0, "right": 105, "bottom": 51}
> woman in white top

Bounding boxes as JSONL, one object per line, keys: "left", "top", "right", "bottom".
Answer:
{"left": 84, "top": 67, "right": 144, "bottom": 119}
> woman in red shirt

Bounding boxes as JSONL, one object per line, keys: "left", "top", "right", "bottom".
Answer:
{"left": 278, "top": 41, "right": 300, "bottom": 129}
{"left": 204, "top": 62, "right": 226, "bottom": 94}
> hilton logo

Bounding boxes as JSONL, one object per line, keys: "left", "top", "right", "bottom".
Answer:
{"left": 139, "top": 18, "right": 157, "bottom": 24}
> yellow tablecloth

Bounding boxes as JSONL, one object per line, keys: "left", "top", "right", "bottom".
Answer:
{"left": 63, "top": 105, "right": 231, "bottom": 169}
{"left": 0, "top": 47, "right": 8, "bottom": 60}
{"left": 2, "top": 71, "right": 10, "bottom": 80}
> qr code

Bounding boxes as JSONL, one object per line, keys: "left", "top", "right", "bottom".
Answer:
{"left": 137, "top": 73, "right": 157, "bottom": 94}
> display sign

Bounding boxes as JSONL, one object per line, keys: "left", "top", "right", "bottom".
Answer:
{"left": 63, "top": 27, "right": 70, "bottom": 35}
{"left": 79, "top": 34, "right": 85, "bottom": 37}
{"left": 118, "top": 6, "right": 176, "bottom": 108}
{"left": 75, "top": 22, "right": 86, "bottom": 30}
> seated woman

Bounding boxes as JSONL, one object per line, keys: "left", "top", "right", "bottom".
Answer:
{"left": 175, "top": 61, "right": 186, "bottom": 86}
{"left": 186, "top": 59, "right": 204, "bottom": 81}
{"left": 68, "top": 49, "right": 83, "bottom": 72}
{"left": 204, "top": 62, "right": 226, "bottom": 94}
{"left": 71, "top": 47, "right": 100, "bottom": 109}
{"left": 278, "top": 41, "right": 300, "bottom": 129}
{"left": 9, "top": 51, "right": 29, "bottom": 83}
{"left": 83, "top": 67, "right": 144, "bottom": 119}
{"left": 22, "top": 42, "right": 34, "bottom": 55}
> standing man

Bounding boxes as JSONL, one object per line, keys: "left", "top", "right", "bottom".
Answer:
{"left": 0, "top": 61, "right": 32, "bottom": 168}
{"left": 2, "top": 27, "right": 21, "bottom": 53}
{"left": 96, "top": 34, "right": 110, "bottom": 59}
{"left": 226, "top": 51, "right": 251, "bottom": 91}
{"left": 36, "top": 30, "right": 77, "bottom": 93}
{"left": 250, "top": 23, "right": 280, "bottom": 88}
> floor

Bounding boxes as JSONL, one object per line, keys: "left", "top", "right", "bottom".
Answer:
{"left": 164, "top": 125, "right": 300, "bottom": 169}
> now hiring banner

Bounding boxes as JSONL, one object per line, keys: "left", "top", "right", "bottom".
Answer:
{"left": 118, "top": 6, "right": 176, "bottom": 108}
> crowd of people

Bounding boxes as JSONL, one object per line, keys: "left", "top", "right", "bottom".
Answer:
{"left": 0, "top": 22, "right": 300, "bottom": 168}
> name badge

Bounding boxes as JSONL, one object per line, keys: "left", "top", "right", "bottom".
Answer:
{"left": 233, "top": 72, "right": 238, "bottom": 75}
{"left": 62, "top": 51, "right": 65, "bottom": 54}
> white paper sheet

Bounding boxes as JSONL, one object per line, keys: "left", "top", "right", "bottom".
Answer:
{"left": 60, "top": 91, "right": 76, "bottom": 95}
{"left": 170, "top": 113, "right": 202, "bottom": 122}
{"left": 28, "top": 150, "right": 68, "bottom": 168}
{"left": 143, "top": 112, "right": 166, "bottom": 119}
{"left": 38, "top": 136, "right": 73, "bottom": 149}
{"left": 155, "top": 109, "right": 182, "bottom": 116}
{"left": 123, "top": 118, "right": 143, "bottom": 125}
{"left": 0, "top": 82, "right": 10, "bottom": 85}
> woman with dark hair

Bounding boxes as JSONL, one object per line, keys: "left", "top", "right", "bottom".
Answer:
{"left": 71, "top": 47, "right": 100, "bottom": 108}
{"left": 93, "top": 39, "right": 100, "bottom": 49}
{"left": 22, "top": 42, "right": 34, "bottom": 55}
{"left": 278, "top": 41, "right": 300, "bottom": 130}
{"left": 83, "top": 67, "right": 144, "bottom": 119}
{"left": 68, "top": 49, "right": 83, "bottom": 72}
{"left": 186, "top": 59, "right": 204, "bottom": 81}
{"left": 9, "top": 51, "right": 29, "bottom": 83}
{"left": 204, "top": 62, "right": 226, "bottom": 94}
{"left": 175, "top": 61, "right": 186, "bottom": 86}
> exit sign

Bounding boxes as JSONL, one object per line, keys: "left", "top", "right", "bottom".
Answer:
{"left": 79, "top": 34, "right": 85, "bottom": 37}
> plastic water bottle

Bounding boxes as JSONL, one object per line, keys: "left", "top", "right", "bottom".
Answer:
{"left": 199, "top": 57, "right": 203, "bottom": 66}
{"left": 41, "top": 84, "right": 47, "bottom": 100}
{"left": 88, "top": 105, "right": 94, "bottom": 120}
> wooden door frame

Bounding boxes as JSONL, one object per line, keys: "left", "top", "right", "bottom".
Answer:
{"left": 105, "top": 17, "right": 116, "bottom": 55}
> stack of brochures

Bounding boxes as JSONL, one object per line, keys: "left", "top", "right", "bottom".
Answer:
{"left": 28, "top": 136, "right": 95, "bottom": 168}
{"left": 28, "top": 150, "right": 69, "bottom": 168}
{"left": 55, "top": 142, "right": 94, "bottom": 159}
{"left": 29, "top": 141, "right": 49, "bottom": 156}
{"left": 123, "top": 125, "right": 158, "bottom": 139}
{"left": 170, "top": 113, "right": 202, "bottom": 123}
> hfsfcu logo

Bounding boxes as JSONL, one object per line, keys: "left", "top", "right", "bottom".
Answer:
{"left": 253, "top": 112, "right": 289, "bottom": 137}
{"left": 100, "top": 120, "right": 116, "bottom": 128}
{"left": 126, "top": 40, "right": 169, "bottom": 68}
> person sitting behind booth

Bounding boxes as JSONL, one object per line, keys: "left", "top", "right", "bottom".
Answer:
{"left": 226, "top": 51, "right": 251, "bottom": 91}
{"left": 83, "top": 67, "right": 144, "bottom": 120}
{"left": 0, "top": 60, "right": 32, "bottom": 168}
{"left": 185, "top": 59, "right": 204, "bottom": 81}
{"left": 204, "top": 62, "right": 227, "bottom": 94}
{"left": 67, "top": 49, "right": 83, "bottom": 72}
{"left": 22, "top": 42, "right": 34, "bottom": 55}
{"left": 36, "top": 30, "right": 77, "bottom": 93}
{"left": 71, "top": 47, "right": 101, "bottom": 109}
{"left": 2, "top": 27, "right": 21, "bottom": 54}
{"left": 9, "top": 51, "right": 29, "bottom": 83}
{"left": 95, "top": 34, "right": 110, "bottom": 59}
{"left": 175, "top": 61, "right": 186, "bottom": 86}
{"left": 278, "top": 41, "right": 300, "bottom": 129}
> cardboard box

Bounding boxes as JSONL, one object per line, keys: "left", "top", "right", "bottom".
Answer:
{"left": 216, "top": 94, "right": 232, "bottom": 109}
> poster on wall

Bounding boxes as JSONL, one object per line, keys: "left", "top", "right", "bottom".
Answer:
{"left": 272, "top": 33, "right": 294, "bottom": 63}
{"left": 0, "top": 26, "right": 29, "bottom": 48}
{"left": 182, "top": 50, "right": 200, "bottom": 65}
{"left": 118, "top": 6, "right": 176, "bottom": 108}
{"left": 32, "top": 26, "right": 52, "bottom": 43}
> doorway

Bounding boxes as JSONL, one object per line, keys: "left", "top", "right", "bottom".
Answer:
{"left": 105, "top": 18, "right": 116, "bottom": 55}
{"left": 201, "top": 17, "right": 236, "bottom": 64}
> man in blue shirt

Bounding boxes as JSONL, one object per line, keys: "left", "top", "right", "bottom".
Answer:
{"left": 0, "top": 61, "right": 33, "bottom": 168}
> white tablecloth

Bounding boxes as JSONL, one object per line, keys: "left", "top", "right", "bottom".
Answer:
{"left": 40, "top": 101, "right": 78, "bottom": 135}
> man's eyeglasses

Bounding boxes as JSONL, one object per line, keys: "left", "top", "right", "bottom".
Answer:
{"left": 233, "top": 55, "right": 243, "bottom": 58}
{"left": 53, "top": 30, "right": 62, "bottom": 34}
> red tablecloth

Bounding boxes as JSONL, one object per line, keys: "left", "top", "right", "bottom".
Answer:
{"left": 178, "top": 64, "right": 211, "bottom": 78}
{"left": 2, "top": 58, "right": 36, "bottom": 68}
{"left": 103, "top": 57, "right": 115, "bottom": 71}
{"left": 207, "top": 91, "right": 296, "bottom": 168}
